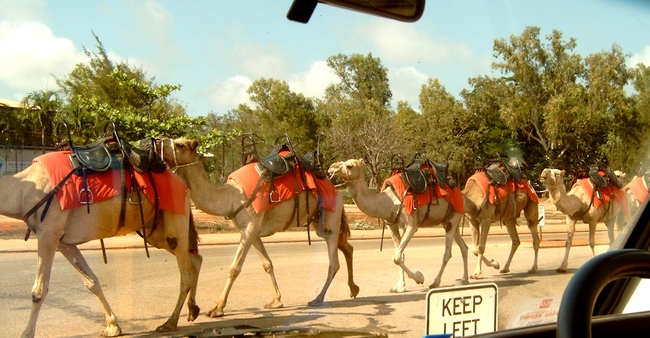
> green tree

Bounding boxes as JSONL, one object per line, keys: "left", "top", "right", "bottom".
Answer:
{"left": 56, "top": 33, "right": 190, "bottom": 143}
{"left": 21, "top": 90, "right": 62, "bottom": 152}
{"left": 229, "top": 78, "right": 320, "bottom": 155}
{"left": 321, "top": 53, "right": 397, "bottom": 188}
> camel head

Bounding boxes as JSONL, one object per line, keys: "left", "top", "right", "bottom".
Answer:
{"left": 327, "top": 159, "right": 365, "bottom": 182}
{"left": 540, "top": 168, "right": 566, "bottom": 187}
{"left": 155, "top": 137, "right": 201, "bottom": 169}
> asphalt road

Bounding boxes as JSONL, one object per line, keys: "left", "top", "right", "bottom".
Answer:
{"left": 0, "top": 234, "right": 604, "bottom": 338}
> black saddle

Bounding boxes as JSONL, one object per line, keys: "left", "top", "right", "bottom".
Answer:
{"left": 243, "top": 133, "right": 326, "bottom": 181}
{"left": 588, "top": 167, "right": 623, "bottom": 189}
{"left": 398, "top": 152, "right": 455, "bottom": 194}
{"left": 485, "top": 158, "right": 524, "bottom": 185}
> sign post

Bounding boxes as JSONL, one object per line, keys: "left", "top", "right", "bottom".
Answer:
{"left": 538, "top": 204, "right": 546, "bottom": 240}
{"left": 426, "top": 283, "right": 498, "bottom": 337}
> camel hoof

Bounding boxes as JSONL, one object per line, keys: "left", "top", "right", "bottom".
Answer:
{"left": 207, "top": 307, "right": 225, "bottom": 318}
{"left": 490, "top": 260, "right": 500, "bottom": 270}
{"left": 187, "top": 305, "right": 200, "bottom": 322}
{"left": 528, "top": 267, "right": 539, "bottom": 274}
{"left": 428, "top": 279, "right": 441, "bottom": 289}
{"left": 390, "top": 285, "right": 407, "bottom": 293}
{"left": 413, "top": 271, "right": 425, "bottom": 284}
{"left": 470, "top": 273, "right": 482, "bottom": 280}
{"left": 264, "top": 300, "right": 284, "bottom": 309}
{"left": 308, "top": 298, "right": 324, "bottom": 306}
{"left": 101, "top": 324, "right": 122, "bottom": 337}
{"left": 350, "top": 284, "right": 360, "bottom": 298}
{"left": 155, "top": 321, "right": 177, "bottom": 333}
{"left": 499, "top": 267, "right": 510, "bottom": 274}
{"left": 556, "top": 267, "right": 568, "bottom": 273}
{"left": 455, "top": 279, "right": 470, "bottom": 286}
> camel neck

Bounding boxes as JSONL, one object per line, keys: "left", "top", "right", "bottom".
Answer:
{"left": 346, "top": 174, "right": 398, "bottom": 220}
{"left": 174, "top": 164, "right": 238, "bottom": 217}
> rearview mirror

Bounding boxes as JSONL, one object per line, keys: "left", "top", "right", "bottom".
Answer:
{"left": 287, "top": 0, "right": 425, "bottom": 23}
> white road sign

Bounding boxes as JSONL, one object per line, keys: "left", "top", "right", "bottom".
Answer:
{"left": 426, "top": 283, "right": 498, "bottom": 337}
{"left": 538, "top": 205, "right": 546, "bottom": 227}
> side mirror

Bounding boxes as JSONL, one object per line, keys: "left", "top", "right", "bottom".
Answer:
{"left": 287, "top": 0, "right": 425, "bottom": 23}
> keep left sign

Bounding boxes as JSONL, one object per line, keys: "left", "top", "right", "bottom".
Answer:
{"left": 426, "top": 283, "right": 498, "bottom": 337}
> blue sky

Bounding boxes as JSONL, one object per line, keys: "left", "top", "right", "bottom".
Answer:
{"left": 1, "top": 0, "right": 649, "bottom": 117}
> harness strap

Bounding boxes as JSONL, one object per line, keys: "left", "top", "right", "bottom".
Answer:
{"left": 22, "top": 168, "right": 77, "bottom": 240}
{"left": 226, "top": 175, "right": 265, "bottom": 220}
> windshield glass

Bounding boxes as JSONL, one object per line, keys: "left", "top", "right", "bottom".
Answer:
{"left": 1, "top": 1, "right": 649, "bottom": 337}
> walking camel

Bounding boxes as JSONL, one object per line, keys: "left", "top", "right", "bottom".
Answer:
{"left": 155, "top": 137, "right": 359, "bottom": 318}
{"left": 328, "top": 159, "right": 469, "bottom": 292}
{"left": 540, "top": 168, "right": 623, "bottom": 272}
{"left": 462, "top": 170, "right": 540, "bottom": 279}
{"left": 1, "top": 153, "right": 202, "bottom": 338}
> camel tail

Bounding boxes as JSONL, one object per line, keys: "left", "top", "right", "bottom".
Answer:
{"left": 338, "top": 208, "right": 351, "bottom": 246}
{"left": 189, "top": 210, "right": 200, "bottom": 254}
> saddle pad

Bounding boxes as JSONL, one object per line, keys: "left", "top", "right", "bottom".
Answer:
{"left": 623, "top": 176, "right": 649, "bottom": 204}
{"left": 574, "top": 178, "right": 626, "bottom": 213}
{"left": 34, "top": 151, "right": 188, "bottom": 215}
{"left": 227, "top": 162, "right": 337, "bottom": 214}
{"left": 382, "top": 174, "right": 464, "bottom": 215}
{"left": 467, "top": 172, "right": 539, "bottom": 204}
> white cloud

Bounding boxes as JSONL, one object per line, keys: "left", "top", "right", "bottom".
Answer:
{"left": 230, "top": 42, "right": 292, "bottom": 79}
{"left": 0, "top": 21, "right": 85, "bottom": 96}
{"left": 388, "top": 67, "right": 429, "bottom": 109}
{"left": 209, "top": 75, "right": 253, "bottom": 112}
{"left": 287, "top": 61, "right": 339, "bottom": 99}
{"left": 362, "top": 20, "right": 474, "bottom": 65}
{"left": 629, "top": 46, "right": 650, "bottom": 68}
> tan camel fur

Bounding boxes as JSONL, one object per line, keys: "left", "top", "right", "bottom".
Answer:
{"left": 462, "top": 173, "right": 540, "bottom": 279}
{"left": 1, "top": 160, "right": 202, "bottom": 338}
{"left": 327, "top": 159, "right": 469, "bottom": 292}
{"left": 540, "top": 168, "right": 622, "bottom": 272}
{"left": 155, "top": 137, "right": 359, "bottom": 318}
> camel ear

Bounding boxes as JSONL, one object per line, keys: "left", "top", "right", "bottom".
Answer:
{"left": 560, "top": 170, "right": 566, "bottom": 176}
{"left": 188, "top": 139, "right": 199, "bottom": 151}
{"left": 359, "top": 159, "right": 364, "bottom": 165}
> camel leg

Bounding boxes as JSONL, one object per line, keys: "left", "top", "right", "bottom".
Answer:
{"left": 150, "top": 211, "right": 203, "bottom": 332}
{"left": 429, "top": 216, "right": 468, "bottom": 288}
{"left": 337, "top": 231, "right": 360, "bottom": 299}
{"left": 470, "top": 219, "right": 499, "bottom": 279}
{"left": 57, "top": 243, "right": 122, "bottom": 337}
{"left": 387, "top": 223, "right": 408, "bottom": 293}
{"left": 605, "top": 218, "right": 617, "bottom": 244}
{"left": 499, "top": 220, "right": 520, "bottom": 274}
{"left": 22, "top": 229, "right": 64, "bottom": 338}
{"left": 207, "top": 227, "right": 257, "bottom": 318}
{"left": 309, "top": 231, "right": 341, "bottom": 306}
{"left": 526, "top": 216, "right": 540, "bottom": 274}
{"left": 251, "top": 237, "right": 283, "bottom": 309}
{"left": 391, "top": 223, "right": 425, "bottom": 292}
{"left": 454, "top": 225, "right": 470, "bottom": 285}
{"left": 588, "top": 221, "right": 598, "bottom": 257}
{"left": 557, "top": 217, "right": 576, "bottom": 273}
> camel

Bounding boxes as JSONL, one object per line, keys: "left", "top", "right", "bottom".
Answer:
{"left": 155, "top": 137, "right": 359, "bottom": 318}
{"left": 617, "top": 172, "right": 647, "bottom": 232}
{"left": 1, "top": 156, "right": 202, "bottom": 338}
{"left": 540, "top": 168, "right": 622, "bottom": 272}
{"left": 327, "top": 159, "right": 469, "bottom": 292}
{"left": 462, "top": 171, "right": 540, "bottom": 279}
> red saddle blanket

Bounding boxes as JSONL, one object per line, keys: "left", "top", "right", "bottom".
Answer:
{"left": 35, "top": 151, "right": 188, "bottom": 215}
{"left": 467, "top": 171, "right": 539, "bottom": 205}
{"left": 382, "top": 174, "right": 464, "bottom": 215}
{"left": 574, "top": 177, "right": 626, "bottom": 212}
{"left": 227, "top": 162, "right": 337, "bottom": 214}
{"left": 623, "top": 176, "right": 649, "bottom": 204}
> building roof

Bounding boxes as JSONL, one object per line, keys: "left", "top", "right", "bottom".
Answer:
{"left": 0, "top": 98, "right": 26, "bottom": 109}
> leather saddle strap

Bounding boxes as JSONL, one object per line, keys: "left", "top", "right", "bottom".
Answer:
{"left": 22, "top": 168, "right": 77, "bottom": 240}
{"left": 226, "top": 175, "right": 265, "bottom": 220}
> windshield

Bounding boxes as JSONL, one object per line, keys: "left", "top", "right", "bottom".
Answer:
{"left": 1, "top": 1, "right": 649, "bottom": 337}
